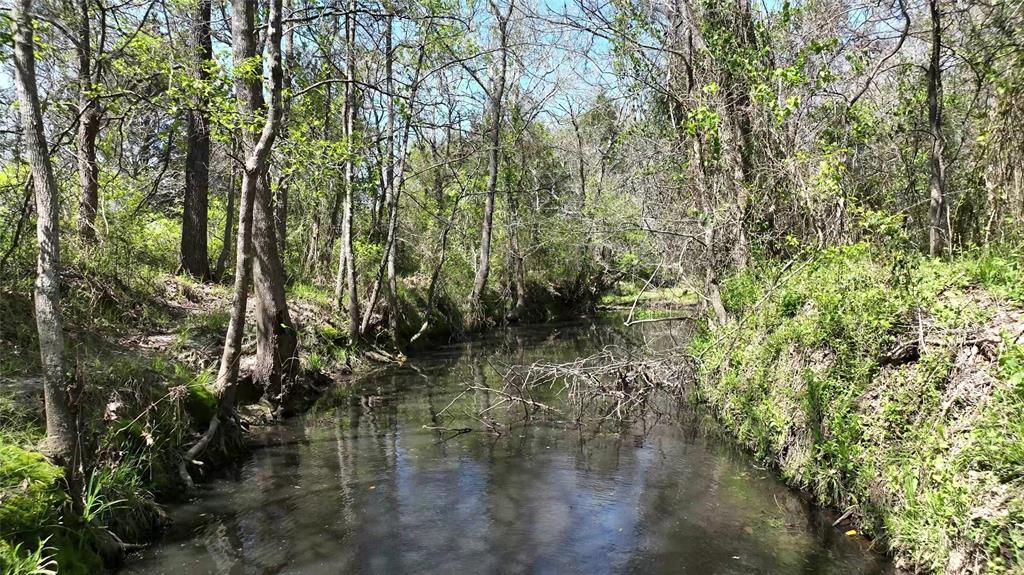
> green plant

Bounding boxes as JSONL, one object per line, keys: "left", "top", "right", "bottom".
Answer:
{"left": 0, "top": 539, "right": 58, "bottom": 575}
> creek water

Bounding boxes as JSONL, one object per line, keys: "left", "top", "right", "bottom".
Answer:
{"left": 122, "top": 317, "right": 892, "bottom": 574}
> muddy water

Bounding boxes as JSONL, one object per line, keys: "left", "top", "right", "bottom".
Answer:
{"left": 122, "top": 318, "right": 891, "bottom": 574}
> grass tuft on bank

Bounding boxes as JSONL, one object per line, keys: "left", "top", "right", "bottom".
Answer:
{"left": 692, "top": 244, "right": 1024, "bottom": 573}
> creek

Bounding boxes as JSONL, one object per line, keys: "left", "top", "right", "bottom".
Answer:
{"left": 122, "top": 317, "right": 891, "bottom": 574}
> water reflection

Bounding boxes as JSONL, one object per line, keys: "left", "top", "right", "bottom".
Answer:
{"left": 122, "top": 318, "right": 891, "bottom": 575}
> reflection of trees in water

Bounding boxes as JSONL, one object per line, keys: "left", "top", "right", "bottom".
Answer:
{"left": 161, "top": 319, "right": 881, "bottom": 575}
{"left": 196, "top": 427, "right": 305, "bottom": 572}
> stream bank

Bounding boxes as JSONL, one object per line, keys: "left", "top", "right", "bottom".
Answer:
{"left": 691, "top": 245, "right": 1024, "bottom": 574}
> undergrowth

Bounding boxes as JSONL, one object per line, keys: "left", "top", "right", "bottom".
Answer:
{"left": 692, "top": 243, "right": 1024, "bottom": 573}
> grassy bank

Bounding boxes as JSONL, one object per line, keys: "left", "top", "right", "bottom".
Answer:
{"left": 691, "top": 244, "right": 1024, "bottom": 573}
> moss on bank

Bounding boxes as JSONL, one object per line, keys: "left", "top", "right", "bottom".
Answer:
{"left": 0, "top": 353, "right": 216, "bottom": 574}
{"left": 691, "top": 244, "right": 1024, "bottom": 573}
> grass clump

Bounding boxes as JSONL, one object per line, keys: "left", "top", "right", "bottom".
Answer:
{"left": 692, "top": 243, "right": 1024, "bottom": 573}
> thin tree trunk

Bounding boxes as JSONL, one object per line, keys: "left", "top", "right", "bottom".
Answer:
{"left": 305, "top": 84, "right": 334, "bottom": 280}
{"left": 359, "top": 13, "right": 395, "bottom": 337}
{"left": 184, "top": 0, "right": 284, "bottom": 484}
{"left": 274, "top": 0, "right": 295, "bottom": 266}
{"left": 181, "top": 0, "right": 212, "bottom": 279}
{"left": 383, "top": 14, "right": 401, "bottom": 344}
{"left": 361, "top": 13, "right": 422, "bottom": 343}
{"left": 12, "top": 0, "right": 77, "bottom": 466}
{"left": 214, "top": 145, "right": 237, "bottom": 282}
{"left": 340, "top": 0, "right": 360, "bottom": 342}
{"left": 76, "top": 0, "right": 101, "bottom": 242}
{"left": 927, "top": 0, "right": 948, "bottom": 256}
{"left": 409, "top": 195, "right": 462, "bottom": 343}
{"left": 469, "top": 0, "right": 511, "bottom": 323}
{"left": 506, "top": 183, "right": 527, "bottom": 321}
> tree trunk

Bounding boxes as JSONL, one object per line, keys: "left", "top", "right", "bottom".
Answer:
{"left": 360, "top": 13, "right": 408, "bottom": 342}
{"left": 340, "top": 0, "right": 360, "bottom": 342}
{"left": 927, "top": 0, "right": 948, "bottom": 256}
{"left": 244, "top": 1, "right": 297, "bottom": 406}
{"left": 181, "top": 0, "right": 212, "bottom": 279}
{"left": 274, "top": 0, "right": 295, "bottom": 267}
{"left": 183, "top": 0, "right": 284, "bottom": 486}
{"left": 506, "top": 189, "right": 527, "bottom": 321}
{"left": 253, "top": 171, "right": 297, "bottom": 409}
{"left": 76, "top": 0, "right": 100, "bottom": 242}
{"left": 383, "top": 14, "right": 401, "bottom": 344}
{"left": 12, "top": 0, "right": 77, "bottom": 466}
{"left": 213, "top": 147, "right": 237, "bottom": 282}
{"left": 469, "top": 0, "right": 511, "bottom": 323}
{"left": 506, "top": 152, "right": 527, "bottom": 321}
{"left": 211, "top": 0, "right": 284, "bottom": 403}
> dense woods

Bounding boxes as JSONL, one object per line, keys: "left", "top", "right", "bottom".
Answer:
{"left": 1, "top": 0, "right": 1022, "bottom": 572}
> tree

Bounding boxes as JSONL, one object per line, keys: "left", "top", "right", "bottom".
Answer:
{"left": 469, "top": 0, "right": 513, "bottom": 323}
{"left": 180, "top": 0, "right": 213, "bottom": 279}
{"left": 12, "top": 0, "right": 78, "bottom": 466}
{"left": 184, "top": 0, "right": 285, "bottom": 482}
{"left": 337, "top": 0, "right": 360, "bottom": 342}
{"left": 927, "top": 0, "right": 948, "bottom": 256}
{"left": 73, "top": 0, "right": 103, "bottom": 242}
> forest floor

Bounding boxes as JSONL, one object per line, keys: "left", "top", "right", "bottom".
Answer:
{"left": 690, "top": 245, "right": 1024, "bottom": 574}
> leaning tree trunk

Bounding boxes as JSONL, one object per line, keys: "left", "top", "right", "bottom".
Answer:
{"left": 240, "top": 0, "right": 296, "bottom": 409}
{"left": 469, "top": 0, "right": 511, "bottom": 324}
{"left": 12, "top": 0, "right": 78, "bottom": 466}
{"left": 76, "top": 0, "right": 101, "bottom": 242}
{"left": 181, "top": 0, "right": 212, "bottom": 279}
{"left": 927, "top": 0, "right": 948, "bottom": 257}
{"left": 182, "top": 0, "right": 285, "bottom": 487}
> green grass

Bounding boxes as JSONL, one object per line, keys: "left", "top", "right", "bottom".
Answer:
{"left": 0, "top": 351, "right": 216, "bottom": 573}
{"left": 692, "top": 244, "right": 1024, "bottom": 573}
{"left": 600, "top": 284, "right": 698, "bottom": 308}
{"left": 290, "top": 281, "right": 334, "bottom": 308}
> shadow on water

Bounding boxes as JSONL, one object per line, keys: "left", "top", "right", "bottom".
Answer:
{"left": 122, "top": 316, "right": 892, "bottom": 575}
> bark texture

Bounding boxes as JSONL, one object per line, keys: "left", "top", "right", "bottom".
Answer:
{"left": 181, "top": 0, "right": 212, "bottom": 279}
{"left": 212, "top": 0, "right": 285, "bottom": 401}
{"left": 76, "top": 0, "right": 101, "bottom": 242}
{"left": 12, "top": 0, "right": 78, "bottom": 464}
